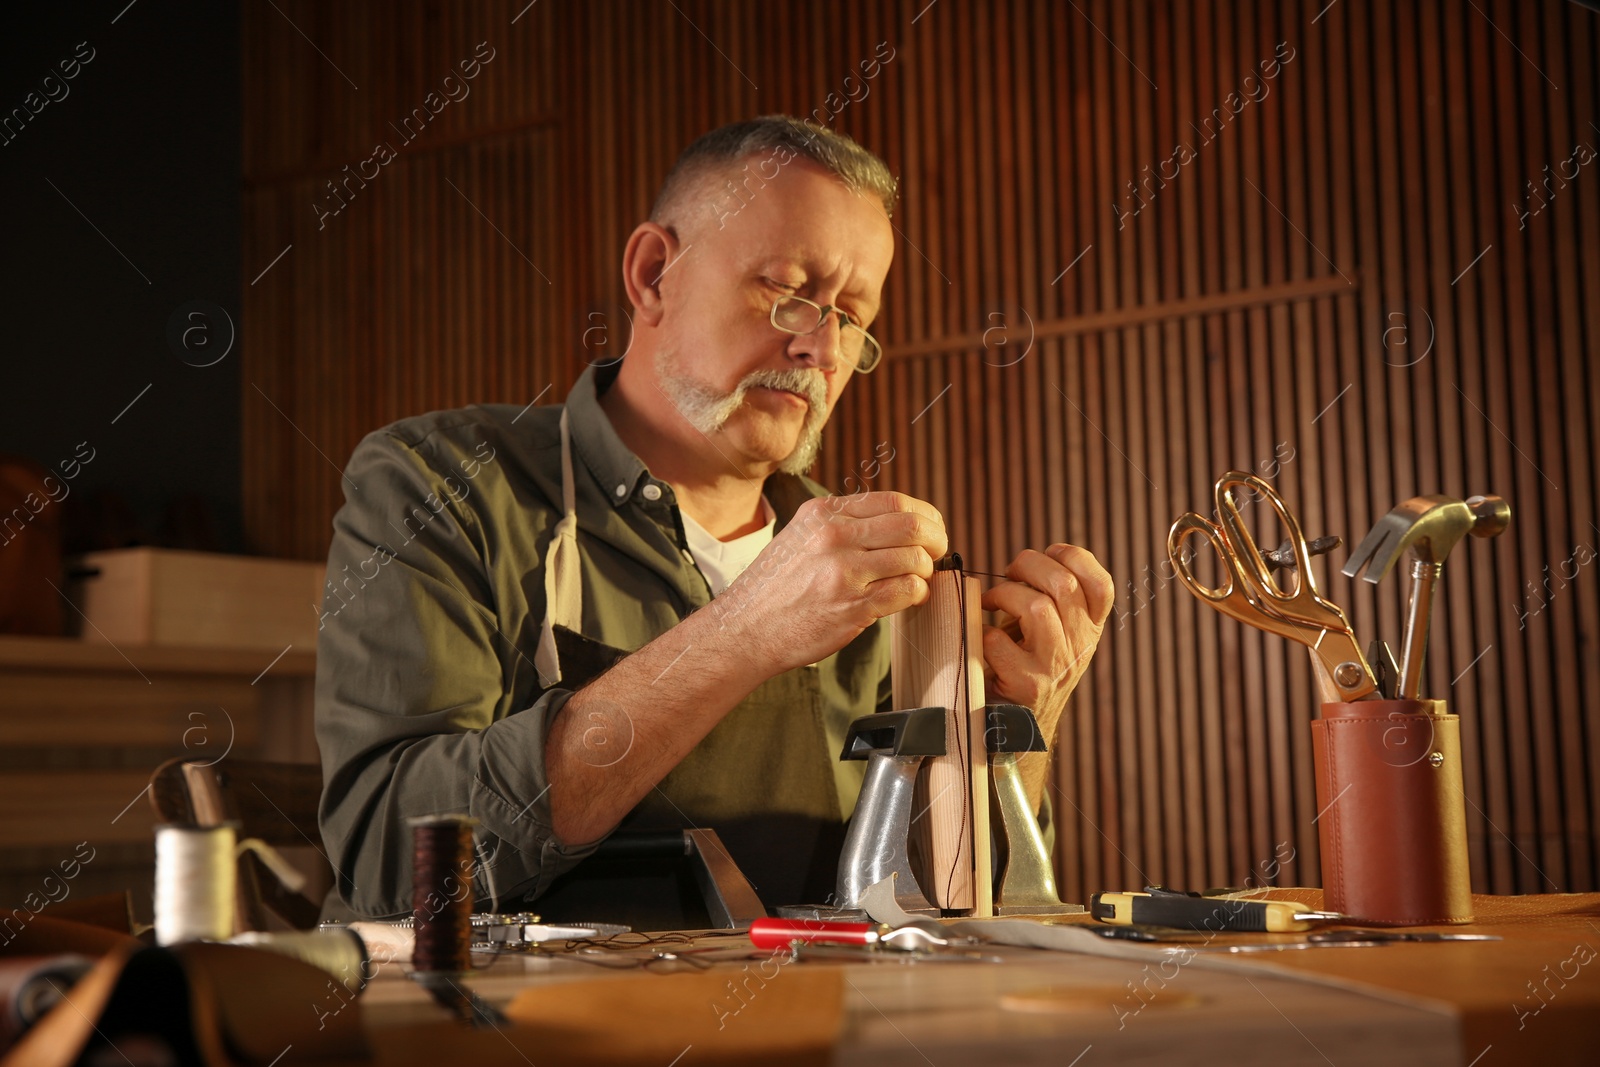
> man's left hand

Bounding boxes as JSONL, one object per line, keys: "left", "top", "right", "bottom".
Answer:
{"left": 980, "top": 543, "right": 1114, "bottom": 747}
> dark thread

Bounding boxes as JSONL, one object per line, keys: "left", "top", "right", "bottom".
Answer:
{"left": 411, "top": 816, "right": 475, "bottom": 973}
{"left": 945, "top": 561, "right": 972, "bottom": 905}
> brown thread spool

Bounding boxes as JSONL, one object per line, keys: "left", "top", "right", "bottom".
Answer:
{"left": 409, "top": 814, "right": 476, "bottom": 974}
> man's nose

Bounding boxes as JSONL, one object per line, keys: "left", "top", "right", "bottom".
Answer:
{"left": 784, "top": 312, "right": 843, "bottom": 372}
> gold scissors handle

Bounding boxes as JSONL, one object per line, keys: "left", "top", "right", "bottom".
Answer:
{"left": 1167, "top": 513, "right": 1332, "bottom": 650}
{"left": 1169, "top": 472, "right": 1375, "bottom": 703}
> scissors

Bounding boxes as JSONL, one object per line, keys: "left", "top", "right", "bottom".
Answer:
{"left": 1168, "top": 471, "right": 1376, "bottom": 704}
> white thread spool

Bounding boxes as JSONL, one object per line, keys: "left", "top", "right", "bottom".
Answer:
{"left": 154, "top": 824, "right": 236, "bottom": 945}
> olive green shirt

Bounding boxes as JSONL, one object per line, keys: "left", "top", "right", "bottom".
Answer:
{"left": 314, "top": 364, "right": 889, "bottom": 918}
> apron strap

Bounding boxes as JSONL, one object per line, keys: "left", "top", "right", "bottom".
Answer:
{"left": 535, "top": 407, "right": 583, "bottom": 687}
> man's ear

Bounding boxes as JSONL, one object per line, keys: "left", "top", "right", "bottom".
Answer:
{"left": 622, "top": 221, "right": 679, "bottom": 327}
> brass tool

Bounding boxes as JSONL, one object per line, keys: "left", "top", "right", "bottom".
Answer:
{"left": 1169, "top": 471, "right": 1376, "bottom": 704}
{"left": 1342, "top": 494, "right": 1511, "bottom": 700}
{"left": 986, "top": 704, "right": 1078, "bottom": 915}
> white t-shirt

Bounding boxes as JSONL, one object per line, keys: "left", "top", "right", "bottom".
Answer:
{"left": 679, "top": 497, "right": 777, "bottom": 596}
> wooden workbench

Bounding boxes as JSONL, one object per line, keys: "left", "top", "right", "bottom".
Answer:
{"left": 350, "top": 891, "right": 1597, "bottom": 1066}
{"left": 5, "top": 891, "right": 1596, "bottom": 1066}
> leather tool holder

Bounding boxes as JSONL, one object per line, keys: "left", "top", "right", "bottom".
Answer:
{"left": 1311, "top": 699, "right": 1474, "bottom": 925}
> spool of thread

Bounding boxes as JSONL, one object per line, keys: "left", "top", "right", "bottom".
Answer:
{"left": 0, "top": 955, "right": 93, "bottom": 1052}
{"left": 409, "top": 814, "right": 477, "bottom": 974}
{"left": 229, "top": 929, "right": 371, "bottom": 994}
{"left": 154, "top": 824, "right": 237, "bottom": 945}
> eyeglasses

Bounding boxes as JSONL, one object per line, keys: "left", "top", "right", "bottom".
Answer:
{"left": 768, "top": 294, "right": 884, "bottom": 373}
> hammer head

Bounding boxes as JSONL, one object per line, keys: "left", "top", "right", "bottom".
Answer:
{"left": 1341, "top": 493, "right": 1511, "bottom": 584}
{"left": 1466, "top": 494, "right": 1512, "bottom": 538}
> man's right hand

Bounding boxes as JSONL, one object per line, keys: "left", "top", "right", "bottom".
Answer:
{"left": 715, "top": 491, "right": 949, "bottom": 673}
{"left": 548, "top": 490, "right": 944, "bottom": 846}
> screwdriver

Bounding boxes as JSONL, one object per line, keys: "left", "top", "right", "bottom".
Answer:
{"left": 1090, "top": 890, "right": 1342, "bottom": 933}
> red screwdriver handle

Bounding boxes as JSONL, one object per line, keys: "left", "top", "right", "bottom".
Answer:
{"left": 748, "top": 918, "right": 878, "bottom": 951}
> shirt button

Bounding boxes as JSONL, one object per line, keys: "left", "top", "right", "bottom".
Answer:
{"left": 614, "top": 483, "right": 628, "bottom": 498}
{"left": 642, "top": 483, "right": 663, "bottom": 502}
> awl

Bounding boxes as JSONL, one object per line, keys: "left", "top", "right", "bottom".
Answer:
{"left": 750, "top": 917, "right": 959, "bottom": 951}
{"left": 748, "top": 918, "right": 998, "bottom": 961}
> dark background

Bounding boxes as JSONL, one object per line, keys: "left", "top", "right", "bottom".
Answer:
{"left": 0, "top": 0, "right": 243, "bottom": 553}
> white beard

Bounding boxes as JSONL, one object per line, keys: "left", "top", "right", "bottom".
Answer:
{"left": 654, "top": 351, "right": 831, "bottom": 475}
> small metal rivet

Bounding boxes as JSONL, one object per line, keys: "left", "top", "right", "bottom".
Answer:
{"left": 1428, "top": 752, "right": 1445, "bottom": 768}
{"left": 1335, "top": 661, "right": 1363, "bottom": 687}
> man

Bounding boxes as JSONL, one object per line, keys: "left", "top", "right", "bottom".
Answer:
{"left": 316, "top": 116, "right": 1112, "bottom": 920}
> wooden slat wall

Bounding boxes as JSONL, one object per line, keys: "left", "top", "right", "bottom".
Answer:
{"left": 241, "top": 0, "right": 1600, "bottom": 900}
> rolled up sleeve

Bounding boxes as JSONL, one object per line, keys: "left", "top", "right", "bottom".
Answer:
{"left": 314, "top": 428, "right": 593, "bottom": 918}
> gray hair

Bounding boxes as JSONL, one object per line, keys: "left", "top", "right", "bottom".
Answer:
{"left": 650, "top": 115, "right": 898, "bottom": 231}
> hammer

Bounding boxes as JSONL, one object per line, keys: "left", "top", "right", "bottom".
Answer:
{"left": 1342, "top": 494, "right": 1511, "bottom": 700}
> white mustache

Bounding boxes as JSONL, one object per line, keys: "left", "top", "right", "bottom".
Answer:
{"left": 736, "top": 368, "right": 829, "bottom": 415}
{"left": 653, "top": 350, "right": 832, "bottom": 475}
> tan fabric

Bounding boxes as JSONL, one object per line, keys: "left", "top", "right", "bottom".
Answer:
{"left": 533, "top": 407, "right": 583, "bottom": 688}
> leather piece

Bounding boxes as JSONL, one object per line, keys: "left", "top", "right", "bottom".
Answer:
{"left": 1, "top": 934, "right": 368, "bottom": 1067}
{"left": 38, "top": 893, "right": 136, "bottom": 936}
{"left": 1312, "top": 700, "right": 1473, "bottom": 925}
{"left": 0, "top": 914, "right": 138, "bottom": 959}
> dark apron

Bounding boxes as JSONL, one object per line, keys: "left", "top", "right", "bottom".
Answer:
{"left": 529, "top": 626, "right": 845, "bottom": 926}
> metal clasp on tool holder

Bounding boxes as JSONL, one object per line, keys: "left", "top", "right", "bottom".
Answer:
{"left": 987, "top": 703, "right": 1084, "bottom": 916}
{"left": 834, "top": 706, "right": 946, "bottom": 915}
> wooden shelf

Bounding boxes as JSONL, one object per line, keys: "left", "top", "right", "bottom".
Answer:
{"left": 0, "top": 771, "right": 157, "bottom": 848}
{"left": 0, "top": 635, "right": 316, "bottom": 677}
{"left": 0, "top": 636, "right": 320, "bottom": 907}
